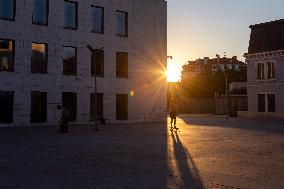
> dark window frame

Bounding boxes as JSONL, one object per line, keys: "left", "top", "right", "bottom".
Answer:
{"left": 63, "top": 46, "right": 77, "bottom": 76}
{"left": 30, "top": 91, "right": 47, "bottom": 123}
{"left": 116, "top": 94, "right": 128, "bottom": 120}
{"left": 91, "top": 5, "right": 104, "bottom": 34}
{"left": 63, "top": 0, "right": 78, "bottom": 30}
{"left": 267, "top": 62, "right": 275, "bottom": 80}
{"left": 116, "top": 52, "right": 128, "bottom": 78}
{"left": 62, "top": 92, "right": 77, "bottom": 122}
{"left": 0, "top": 90, "right": 14, "bottom": 123}
{"left": 267, "top": 94, "right": 276, "bottom": 112}
{"left": 0, "top": 38, "right": 15, "bottom": 72}
{"left": 90, "top": 93, "right": 103, "bottom": 121}
{"left": 257, "top": 63, "right": 265, "bottom": 80}
{"left": 32, "top": 0, "right": 49, "bottom": 26}
{"left": 0, "top": 0, "right": 16, "bottom": 21}
{"left": 116, "top": 10, "right": 128, "bottom": 37}
{"left": 31, "top": 42, "right": 48, "bottom": 74}
{"left": 257, "top": 94, "right": 265, "bottom": 112}
{"left": 91, "top": 49, "right": 104, "bottom": 77}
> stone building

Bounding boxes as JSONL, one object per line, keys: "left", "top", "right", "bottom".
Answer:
{"left": 0, "top": 0, "right": 167, "bottom": 126}
{"left": 241, "top": 19, "right": 284, "bottom": 118}
{"left": 181, "top": 56, "right": 247, "bottom": 84}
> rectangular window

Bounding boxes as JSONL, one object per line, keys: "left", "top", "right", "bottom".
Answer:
{"left": 0, "top": 39, "right": 14, "bottom": 72}
{"left": 0, "top": 90, "right": 13, "bottom": 123}
{"left": 267, "top": 94, "right": 276, "bottom": 112}
{"left": 116, "top": 10, "right": 128, "bottom": 37}
{"left": 0, "top": 0, "right": 15, "bottom": 20}
{"left": 267, "top": 62, "right": 275, "bottom": 79}
{"left": 32, "top": 0, "right": 48, "bottom": 25}
{"left": 30, "top": 91, "right": 47, "bottom": 123}
{"left": 91, "top": 49, "right": 104, "bottom": 77}
{"left": 31, "top": 43, "right": 48, "bottom": 73}
{"left": 62, "top": 92, "right": 77, "bottom": 121}
{"left": 116, "top": 52, "right": 128, "bottom": 78}
{"left": 91, "top": 6, "right": 104, "bottom": 34}
{"left": 90, "top": 93, "right": 103, "bottom": 121}
{"left": 257, "top": 94, "right": 265, "bottom": 112}
{"left": 257, "top": 63, "right": 265, "bottom": 80}
{"left": 63, "top": 46, "right": 77, "bottom": 75}
{"left": 64, "top": 1, "right": 78, "bottom": 30}
{"left": 116, "top": 94, "right": 128, "bottom": 120}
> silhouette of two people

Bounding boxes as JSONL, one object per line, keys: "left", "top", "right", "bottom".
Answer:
{"left": 57, "top": 105, "right": 70, "bottom": 133}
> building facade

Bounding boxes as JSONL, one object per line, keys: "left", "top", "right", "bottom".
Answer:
{"left": 181, "top": 56, "right": 247, "bottom": 83}
{"left": 242, "top": 19, "right": 284, "bottom": 118}
{"left": 0, "top": 0, "right": 167, "bottom": 126}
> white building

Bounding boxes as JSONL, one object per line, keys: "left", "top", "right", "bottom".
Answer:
{"left": 240, "top": 19, "right": 284, "bottom": 118}
{"left": 0, "top": 0, "right": 167, "bottom": 126}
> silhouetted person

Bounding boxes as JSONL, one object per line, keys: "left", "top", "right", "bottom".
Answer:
{"left": 57, "top": 105, "right": 70, "bottom": 133}
{"left": 169, "top": 99, "right": 178, "bottom": 130}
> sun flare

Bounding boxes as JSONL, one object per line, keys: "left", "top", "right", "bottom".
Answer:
{"left": 167, "top": 61, "right": 180, "bottom": 82}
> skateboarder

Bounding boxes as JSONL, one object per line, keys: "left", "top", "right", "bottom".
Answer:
{"left": 169, "top": 99, "right": 178, "bottom": 131}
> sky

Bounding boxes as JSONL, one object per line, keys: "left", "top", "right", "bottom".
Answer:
{"left": 167, "top": 0, "right": 284, "bottom": 82}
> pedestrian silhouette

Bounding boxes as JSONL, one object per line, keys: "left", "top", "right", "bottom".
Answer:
{"left": 57, "top": 105, "right": 70, "bottom": 133}
{"left": 169, "top": 99, "right": 178, "bottom": 131}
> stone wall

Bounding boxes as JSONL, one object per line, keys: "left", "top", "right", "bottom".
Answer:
{"left": 0, "top": 0, "right": 167, "bottom": 126}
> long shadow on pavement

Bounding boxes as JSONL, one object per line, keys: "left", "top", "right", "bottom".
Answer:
{"left": 170, "top": 131, "right": 204, "bottom": 189}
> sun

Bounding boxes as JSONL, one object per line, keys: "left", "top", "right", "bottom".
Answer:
{"left": 166, "top": 61, "right": 180, "bottom": 82}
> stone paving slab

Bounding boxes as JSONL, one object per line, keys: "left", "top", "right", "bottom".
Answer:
{"left": 0, "top": 117, "right": 284, "bottom": 189}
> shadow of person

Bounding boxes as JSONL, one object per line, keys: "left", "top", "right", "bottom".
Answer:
{"left": 171, "top": 131, "right": 204, "bottom": 189}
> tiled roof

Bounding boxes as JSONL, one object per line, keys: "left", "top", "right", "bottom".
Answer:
{"left": 184, "top": 57, "right": 245, "bottom": 67}
{"left": 248, "top": 19, "right": 284, "bottom": 54}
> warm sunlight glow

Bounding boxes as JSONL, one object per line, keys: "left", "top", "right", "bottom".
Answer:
{"left": 167, "top": 60, "right": 180, "bottom": 82}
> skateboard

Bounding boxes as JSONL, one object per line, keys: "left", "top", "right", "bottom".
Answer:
{"left": 170, "top": 127, "right": 180, "bottom": 132}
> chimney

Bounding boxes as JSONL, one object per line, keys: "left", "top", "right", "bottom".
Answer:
{"left": 204, "top": 57, "right": 209, "bottom": 64}
{"left": 232, "top": 56, "right": 237, "bottom": 60}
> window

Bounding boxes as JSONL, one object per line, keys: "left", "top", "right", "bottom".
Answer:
{"left": 235, "top": 64, "right": 240, "bottom": 71}
{"left": 267, "top": 62, "right": 275, "bottom": 79}
{"left": 116, "top": 52, "right": 128, "bottom": 78}
{"left": 62, "top": 92, "right": 77, "bottom": 121}
{"left": 90, "top": 93, "right": 103, "bottom": 121}
{"left": 0, "top": 90, "right": 13, "bottom": 123}
{"left": 116, "top": 94, "right": 128, "bottom": 120}
{"left": 30, "top": 91, "right": 47, "bottom": 123}
{"left": 195, "top": 65, "right": 201, "bottom": 72}
{"left": 257, "top": 63, "right": 265, "bottom": 80}
{"left": 116, "top": 10, "right": 128, "bottom": 37}
{"left": 257, "top": 94, "right": 265, "bottom": 112}
{"left": 212, "top": 65, "right": 217, "bottom": 71}
{"left": 0, "top": 0, "right": 15, "bottom": 20}
{"left": 91, "top": 6, "right": 104, "bottom": 33}
{"left": 32, "top": 0, "right": 48, "bottom": 25}
{"left": 91, "top": 49, "right": 104, "bottom": 77}
{"left": 63, "top": 46, "right": 77, "bottom": 75}
{"left": 267, "top": 94, "right": 276, "bottom": 112}
{"left": 64, "top": 1, "right": 78, "bottom": 29}
{"left": 227, "top": 64, "right": 232, "bottom": 70}
{"left": 0, "top": 39, "right": 14, "bottom": 72}
{"left": 31, "top": 43, "right": 47, "bottom": 73}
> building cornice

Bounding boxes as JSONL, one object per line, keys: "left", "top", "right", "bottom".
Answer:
{"left": 244, "top": 50, "right": 284, "bottom": 60}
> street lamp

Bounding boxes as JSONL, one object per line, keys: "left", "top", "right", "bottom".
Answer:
{"left": 86, "top": 45, "right": 104, "bottom": 130}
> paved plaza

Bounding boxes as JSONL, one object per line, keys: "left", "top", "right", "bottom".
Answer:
{"left": 0, "top": 117, "right": 284, "bottom": 189}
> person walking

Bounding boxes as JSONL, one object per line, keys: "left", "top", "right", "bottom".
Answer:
{"left": 169, "top": 99, "right": 178, "bottom": 131}
{"left": 57, "top": 105, "right": 70, "bottom": 133}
